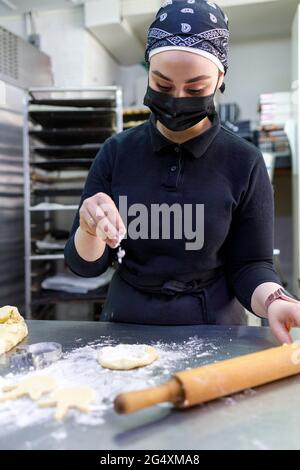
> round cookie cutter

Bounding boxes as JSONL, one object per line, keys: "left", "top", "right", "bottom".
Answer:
{"left": 10, "top": 342, "right": 62, "bottom": 370}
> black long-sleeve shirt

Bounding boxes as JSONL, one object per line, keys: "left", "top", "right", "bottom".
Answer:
{"left": 64, "top": 111, "right": 281, "bottom": 323}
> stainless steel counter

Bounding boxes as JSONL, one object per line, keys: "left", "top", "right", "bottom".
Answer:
{"left": 1, "top": 321, "right": 300, "bottom": 450}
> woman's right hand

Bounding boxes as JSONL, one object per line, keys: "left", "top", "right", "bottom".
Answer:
{"left": 79, "top": 192, "right": 126, "bottom": 249}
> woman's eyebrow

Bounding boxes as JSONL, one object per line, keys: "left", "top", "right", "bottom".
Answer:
{"left": 152, "top": 70, "right": 173, "bottom": 82}
{"left": 185, "top": 75, "right": 211, "bottom": 83}
{"left": 152, "top": 70, "right": 211, "bottom": 83}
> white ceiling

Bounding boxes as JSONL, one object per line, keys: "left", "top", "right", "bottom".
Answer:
{"left": 225, "top": 0, "right": 300, "bottom": 42}
{"left": 0, "top": 0, "right": 138, "bottom": 16}
{"left": 127, "top": 0, "right": 300, "bottom": 44}
{"left": 0, "top": 0, "right": 298, "bottom": 41}
{"left": 0, "top": 0, "right": 83, "bottom": 16}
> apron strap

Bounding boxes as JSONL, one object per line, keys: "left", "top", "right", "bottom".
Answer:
{"left": 117, "top": 263, "right": 225, "bottom": 295}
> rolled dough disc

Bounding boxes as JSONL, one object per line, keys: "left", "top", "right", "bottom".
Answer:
{"left": 0, "top": 305, "right": 28, "bottom": 355}
{"left": 97, "top": 344, "right": 159, "bottom": 370}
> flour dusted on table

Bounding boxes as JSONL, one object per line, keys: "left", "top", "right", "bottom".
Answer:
{"left": 0, "top": 335, "right": 220, "bottom": 436}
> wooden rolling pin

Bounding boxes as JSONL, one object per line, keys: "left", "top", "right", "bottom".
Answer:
{"left": 114, "top": 343, "right": 300, "bottom": 414}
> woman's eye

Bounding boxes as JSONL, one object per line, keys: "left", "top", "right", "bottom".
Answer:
{"left": 187, "top": 89, "right": 204, "bottom": 95}
{"left": 157, "top": 83, "right": 172, "bottom": 92}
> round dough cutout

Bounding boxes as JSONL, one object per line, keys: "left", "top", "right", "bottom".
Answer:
{"left": 97, "top": 344, "right": 159, "bottom": 370}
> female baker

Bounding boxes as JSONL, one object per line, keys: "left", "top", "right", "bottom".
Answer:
{"left": 64, "top": 0, "right": 300, "bottom": 344}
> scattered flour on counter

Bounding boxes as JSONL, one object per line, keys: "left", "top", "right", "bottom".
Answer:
{"left": 0, "top": 335, "right": 219, "bottom": 434}
{"left": 252, "top": 439, "right": 270, "bottom": 450}
{"left": 51, "top": 429, "right": 68, "bottom": 441}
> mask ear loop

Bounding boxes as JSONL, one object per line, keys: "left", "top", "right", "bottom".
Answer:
{"left": 217, "top": 69, "right": 226, "bottom": 94}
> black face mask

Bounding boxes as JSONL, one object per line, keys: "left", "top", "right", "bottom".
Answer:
{"left": 143, "top": 78, "right": 219, "bottom": 132}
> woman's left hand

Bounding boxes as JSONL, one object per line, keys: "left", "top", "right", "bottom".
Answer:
{"left": 267, "top": 299, "right": 300, "bottom": 344}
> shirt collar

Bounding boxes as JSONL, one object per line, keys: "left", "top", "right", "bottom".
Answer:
{"left": 148, "top": 111, "right": 221, "bottom": 159}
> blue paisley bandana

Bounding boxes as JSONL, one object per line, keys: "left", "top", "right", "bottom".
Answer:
{"left": 145, "top": 0, "right": 229, "bottom": 75}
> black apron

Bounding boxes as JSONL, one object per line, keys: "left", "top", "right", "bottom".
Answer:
{"left": 101, "top": 264, "right": 247, "bottom": 325}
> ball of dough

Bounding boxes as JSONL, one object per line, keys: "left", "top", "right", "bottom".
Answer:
{"left": 0, "top": 305, "right": 28, "bottom": 354}
{"left": 97, "top": 344, "right": 159, "bottom": 370}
